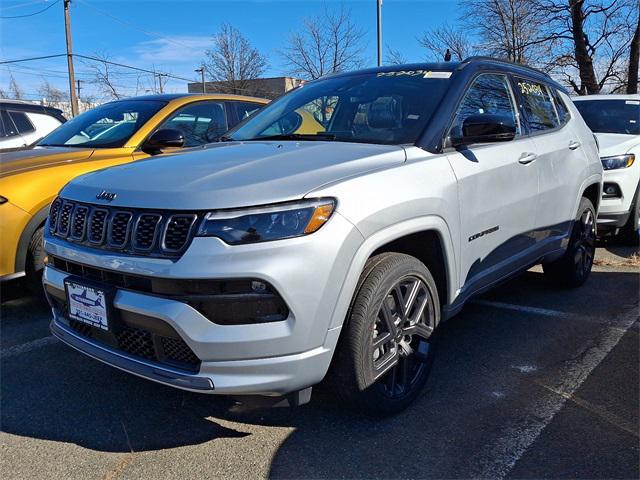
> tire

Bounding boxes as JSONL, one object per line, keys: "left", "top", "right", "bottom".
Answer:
{"left": 328, "top": 253, "right": 440, "bottom": 416}
{"left": 618, "top": 199, "right": 639, "bottom": 246}
{"left": 543, "top": 197, "right": 596, "bottom": 288}
{"left": 25, "top": 226, "right": 45, "bottom": 293}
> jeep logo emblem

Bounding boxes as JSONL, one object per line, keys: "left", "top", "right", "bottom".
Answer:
{"left": 96, "top": 190, "right": 117, "bottom": 202}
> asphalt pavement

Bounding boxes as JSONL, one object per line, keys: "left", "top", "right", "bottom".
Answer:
{"left": 1, "top": 244, "right": 638, "bottom": 479}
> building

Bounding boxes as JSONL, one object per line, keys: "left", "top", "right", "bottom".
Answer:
{"left": 187, "top": 76, "right": 303, "bottom": 100}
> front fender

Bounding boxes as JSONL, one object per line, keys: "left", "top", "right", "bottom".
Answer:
{"left": 326, "top": 215, "right": 458, "bottom": 330}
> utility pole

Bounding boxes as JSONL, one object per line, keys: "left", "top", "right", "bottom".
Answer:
{"left": 195, "top": 67, "right": 205, "bottom": 93}
{"left": 76, "top": 79, "right": 82, "bottom": 101}
{"left": 64, "top": 0, "right": 79, "bottom": 116}
{"left": 156, "top": 73, "right": 167, "bottom": 93}
{"left": 376, "top": 0, "right": 383, "bottom": 66}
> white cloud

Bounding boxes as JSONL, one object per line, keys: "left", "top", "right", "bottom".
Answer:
{"left": 133, "top": 35, "right": 212, "bottom": 64}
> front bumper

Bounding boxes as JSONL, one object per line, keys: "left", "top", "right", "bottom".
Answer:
{"left": 43, "top": 211, "right": 363, "bottom": 395}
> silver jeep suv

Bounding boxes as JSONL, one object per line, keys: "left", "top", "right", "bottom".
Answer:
{"left": 43, "top": 58, "right": 602, "bottom": 415}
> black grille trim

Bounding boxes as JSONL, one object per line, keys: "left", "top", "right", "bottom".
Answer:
{"left": 70, "top": 205, "right": 89, "bottom": 240}
{"left": 133, "top": 214, "right": 162, "bottom": 251}
{"left": 48, "top": 198, "right": 62, "bottom": 233}
{"left": 162, "top": 214, "right": 197, "bottom": 252}
{"left": 48, "top": 198, "right": 200, "bottom": 259}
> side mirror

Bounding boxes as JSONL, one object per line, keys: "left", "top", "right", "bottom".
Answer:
{"left": 142, "top": 129, "right": 185, "bottom": 154}
{"left": 450, "top": 114, "right": 517, "bottom": 148}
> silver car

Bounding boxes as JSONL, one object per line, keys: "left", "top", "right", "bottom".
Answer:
{"left": 43, "top": 58, "right": 602, "bottom": 415}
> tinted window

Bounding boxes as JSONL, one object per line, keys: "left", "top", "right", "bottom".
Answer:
{"left": 231, "top": 101, "right": 263, "bottom": 124}
{"left": 8, "top": 111, "right": 35, "bottom": 134}
{"left": 227, "top": 70, "right": 452, "bottom": 145}
{"left": 160, "top": 101, "right": 227, "bottom": 146}
{"left": 39, "top": 100, "right": 166, "bottom": 148}
{"left": 450, "top": 74, "right": 520, "bottom": 138}
{"left": 0, "top": 110, "right": 18, "bottom": 137}
{"left": 552, "top": 90, "right": 570, "bottom": 125}
{"left": 574, "top": 99, "right": 640, "bottom": 135}
{"left": 516, "top": 79, "right": 559, "bottom": 131}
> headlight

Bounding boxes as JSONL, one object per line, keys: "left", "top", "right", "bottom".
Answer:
{"left": 197, "top": 198, "right": 336, "bottom": 245}
{"left": 0, "top": 196, "right": 7, "bottom": 205}
{"left": 600, "top": 154, "right": 635, "bottom": 170}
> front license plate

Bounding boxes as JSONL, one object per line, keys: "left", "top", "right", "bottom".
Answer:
{"left": 65, "top": 279, "right": 110, "bottom": 330}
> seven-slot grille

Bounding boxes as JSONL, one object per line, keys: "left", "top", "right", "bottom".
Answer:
{"left": 48, "top": 198, "right": 198, "bottom": 258}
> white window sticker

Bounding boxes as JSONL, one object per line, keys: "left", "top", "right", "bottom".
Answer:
{"left": 625, "top": 100, "right": 640, "bottom": 105}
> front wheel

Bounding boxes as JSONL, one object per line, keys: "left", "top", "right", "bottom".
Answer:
{"left": 328, "top": 253, "right": 440, "bottom": 416}
{"left": 543, "top": 197, "right": 596, "bottom": 288}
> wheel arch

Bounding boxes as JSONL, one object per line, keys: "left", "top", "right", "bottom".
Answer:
{"left": 15, "top": 204, "right": 50, "bottom": 273}
{"left": 327, "top": 216, "right": 458, "bottom": 331}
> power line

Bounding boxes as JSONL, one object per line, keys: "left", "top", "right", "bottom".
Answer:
{"left": 75, "top": 0, "right": 195, "bottom": 50}
{"left": 1, "top": 0, "right": 51, "bottom": 11}
{"left": 0, "top": 54, "right": 67, "bottom": 65}
{"left": 0, "top": 0, "right": 61, "bottom": 19}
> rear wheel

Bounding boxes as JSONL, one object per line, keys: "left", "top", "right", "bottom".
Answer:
{"left": 329, "top": 253, "right": 439, "bottom": 416}
{"left": 543, "top": 197, "right": 596, "bottom": 288}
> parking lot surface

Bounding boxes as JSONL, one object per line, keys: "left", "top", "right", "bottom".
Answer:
{"left": 1, "top": 245, "right": 638, "bottom": 479}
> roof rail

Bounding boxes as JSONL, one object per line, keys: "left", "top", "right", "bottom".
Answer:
{"left": 460, "top": 56, "right": 552, "bottom": 79}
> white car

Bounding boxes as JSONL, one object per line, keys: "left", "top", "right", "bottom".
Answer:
{"left": 0, "top": 100, "right": 66, "bottom": 150}
{"left": 574, "top": 94, "right": 640, "bottom": 244}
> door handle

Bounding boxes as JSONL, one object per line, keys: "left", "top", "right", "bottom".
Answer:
{"left": 518, "top": 153, "right": 537, "bottom": 165}
{"left": 568, "top": 141, "right": 581, "bottom": 150}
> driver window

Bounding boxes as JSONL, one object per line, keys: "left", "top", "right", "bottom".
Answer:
{"left": 160, "top": 101, "right": 227, "bottom": 146}
{"left": 450, "top": 74, "right": 521, "bottom": 138}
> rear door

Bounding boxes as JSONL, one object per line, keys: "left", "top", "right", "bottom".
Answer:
{"left": 445, "top": 73, "right": 540, "bottom": 295}
{"left": 514, "top": 78, "right": 585, "bottom": 239}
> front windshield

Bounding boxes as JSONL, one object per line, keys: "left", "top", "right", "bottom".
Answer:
{"left": 574, "top": 99, "right": 640, "bottom": 135}
{"left": 227, "top": 70, "right": 452, "bottom": 145}
{"left": 39, "top": 100, "right": 167, "bottom": 148}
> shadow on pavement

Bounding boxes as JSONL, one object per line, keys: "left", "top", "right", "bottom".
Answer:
{"left": 1, "top": 270, "right": 638, "bottom": 478}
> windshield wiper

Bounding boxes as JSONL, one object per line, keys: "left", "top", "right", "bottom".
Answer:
{"left": 242, "top": 133, "right": 337, "bottom": 142}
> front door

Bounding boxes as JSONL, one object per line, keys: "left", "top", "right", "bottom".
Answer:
{"left": 445, "top": 73, "right": 540, "bottom": 297}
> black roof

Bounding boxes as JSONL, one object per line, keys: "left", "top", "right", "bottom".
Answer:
{"left": 0, "top": 100, "right": 66, "bottom": 121}
{"left": 118, "top": 93, "right": 199, "bottom": 102}
{"left": 326, "top": 57, "right": 566, "bottom": 92}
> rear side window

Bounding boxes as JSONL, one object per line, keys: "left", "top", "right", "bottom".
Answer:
{"left": 516, "top": 79, "right": 559, "bottom": 131}
{"left": 231, "top": 101, "right": 263, "bottom": 124}
{"left": 552, "top": 90, "right": 570, "bottom": 125}
{"left": 450, "top": 73, "right": 521, "bottom": 138}
{"left": 8, "top": 111, "right": 35, "bottom": 134}
{"left": 0, "top": 110, "right": 18, "bottom": 137}
{"left": 160, "top": 101, "right": 228, "bottom": 146}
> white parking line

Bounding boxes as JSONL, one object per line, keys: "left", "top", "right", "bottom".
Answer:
{"left": 472, "top": 299, "right": 576, "bottom": 318}
{"left": 470, "top": 306, "right": 639, "bottom": 479}
{"left": 1, "top": 336, "right": 57, "bottom": 359}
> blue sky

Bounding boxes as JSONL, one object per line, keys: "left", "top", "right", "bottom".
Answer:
{"left": 1, "top": 0, "right": 459, "bottom": 100}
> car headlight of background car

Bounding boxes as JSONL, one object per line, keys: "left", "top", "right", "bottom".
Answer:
{"left": 600, "top": 154, "right": 635, "bottom": 170}
{"left": 197, "top": 198, "right": 336, "bottom": 245}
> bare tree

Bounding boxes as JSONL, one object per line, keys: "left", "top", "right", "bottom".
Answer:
{"left": 84, "top": 53, "right": 126, "bottom": 100}
{"left": 38, "top": 79, "right": 68, "bottom": 105}
{"left": 385, "top": 46, "right": 408, "bottom": 65}
{"left": 463, "top": 0, "right": 554, "bottom": 64}
{"left": 9, "top": 75, "right": 23, "bottom": 100}
{"left": 537, "top": 0, "right": 636, "bottom": 94}
{"left": 203, "top": 23, "right": 267, "bottom": 95}
{"left": 418, "top": 24, "right": 481, "bottom": 61}
{"left": 627, "top": 5, "right": 639, "bottom": 93}
{"left": 281, "top": 4, "right": 366, "bottom": 79}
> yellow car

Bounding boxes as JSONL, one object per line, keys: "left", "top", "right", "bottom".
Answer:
{"left": 0, "top": 93, "right": 269, "bottom": 286}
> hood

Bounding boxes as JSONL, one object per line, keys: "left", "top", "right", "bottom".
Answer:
{"left": 60, "top": 141, "right": 406, "bottom": 209}
{"left": 594, "top": 133, "right": 640, "bottom": 157}
{"left": 0, "top": 146, "right": 95, "bottom": 178}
